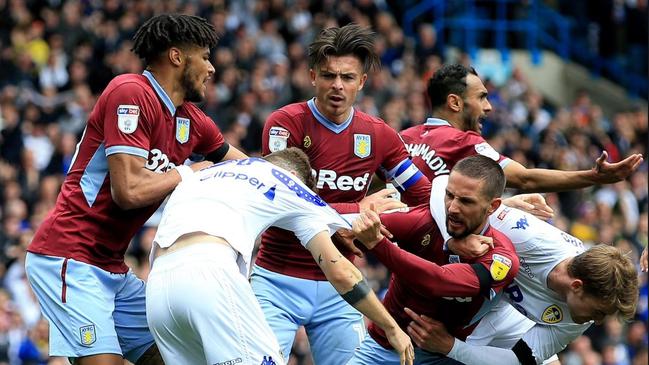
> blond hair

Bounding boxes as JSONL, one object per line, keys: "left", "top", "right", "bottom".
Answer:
{"left": 568, "top": 244, "right": 639, "bottom": 320}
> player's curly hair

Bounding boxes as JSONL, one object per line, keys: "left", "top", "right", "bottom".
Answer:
{"left": 131, "top": 14, "right": 218, "bottom": 65}
{"left": 568, "top": 244, "right": 638, "bottom": 321}
{"left": 427, "top": 64, "right": 479, "bottom": 111}
{"left": 308, "top": 23, "right": 381, "bottom": 74}
{"left": 264, "top": 148, "right": 317, "bottom": 191}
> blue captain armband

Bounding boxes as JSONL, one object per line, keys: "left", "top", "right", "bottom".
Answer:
{"left": 387, "top": 159, "right": 424, "bottom": 191}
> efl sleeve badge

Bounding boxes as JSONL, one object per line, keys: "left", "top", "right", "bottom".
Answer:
{"left": 490, "top": 253, "right": 512, "bottom": 281}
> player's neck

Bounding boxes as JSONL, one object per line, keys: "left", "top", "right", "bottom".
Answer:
{"left": 433, "top": 111, "right": 462, "bottom": 130}
{"left": 147, "top": 68, "right": 184, "bottom": 108}
{"left": 313, "top": 98, "right": 351, "bottom": 124}
{"left": 546, "top": 258, "right": 571, "bottom": 299}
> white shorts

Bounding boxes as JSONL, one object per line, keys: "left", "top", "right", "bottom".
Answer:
{"left": 146, "top": 243, "right": 285, "bottom": 365}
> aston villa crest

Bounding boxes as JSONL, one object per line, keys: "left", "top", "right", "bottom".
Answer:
{"left": 176, "top": 117, "right": 190, "bottom": 144}
{"left": 80, "top": 324, "right": 96, "bottom": 346}
{"left": 354, "top": 134, "right": 371, "bottom": 158}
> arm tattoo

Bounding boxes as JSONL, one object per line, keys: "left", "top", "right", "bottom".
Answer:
{"left": 341, "top": 278, "right": 371, "bottom": 305}
{"left": 330, "top": 254, "right": 343, "bottom": 264}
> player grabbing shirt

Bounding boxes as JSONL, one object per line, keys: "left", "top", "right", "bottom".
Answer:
{"left": 146, "top": 150, "right": 414, "bottom": 365}
{"left": 424, "top": 194, "right": 638, "bottom": 364}
{"left": 347, "top": 155, "right": 519, "bottom": 365}
{"left": 371, "top": 205, "right": 518, "bottom": 345}
{"left": 29, "top": 71, "right": 225, "bottom": 273}
{"left": 24, "top": 15, "right": 247, "bottom": 364}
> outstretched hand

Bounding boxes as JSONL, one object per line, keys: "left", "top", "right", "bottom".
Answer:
{"left": 592, "top": 151, "right": 643, "bottom": 184}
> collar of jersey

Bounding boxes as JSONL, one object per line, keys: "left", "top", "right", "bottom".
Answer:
{"left": 479, "top": 222, "right": 490, "bottom": 235}
{"left": 307, "top": 98, "right": 354, "bottom": 134}
{"left": 424, "top": 117, "right": 451, "bottom": 126}
{"left": 143, "top": 70, "right": 176, "bottom": 116}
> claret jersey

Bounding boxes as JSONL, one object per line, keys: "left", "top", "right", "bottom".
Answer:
{"left": 367, "top": 204, "right": 519, "bottom": 349}
{"left": 28, "top": 71, "right": 225, "bottom": 273}
{"left": 400, "top": 118, "right": 511, "bottom": 179}
{"left": 256, "top": 99, "right": 430, "bottom": 280}
{"left": 153, "top": 157, "right": 350, "bottom": 275}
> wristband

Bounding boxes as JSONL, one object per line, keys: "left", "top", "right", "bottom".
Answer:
{"left": 175, "top": 165, "right": 193, "bottom": 182}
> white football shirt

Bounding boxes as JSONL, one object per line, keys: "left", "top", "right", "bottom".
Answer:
{"left": 153, "top": 158, "right": 350, "bottom": 274}
{"left": 472, "top": 205, "right": 592, "bottom": 362}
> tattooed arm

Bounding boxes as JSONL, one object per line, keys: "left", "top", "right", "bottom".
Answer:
{"left": 307, "top": 231, "right": 414, "bottom": 365}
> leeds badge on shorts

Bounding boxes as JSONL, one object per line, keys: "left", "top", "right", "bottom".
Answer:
{"left": 117, "top": 105, "right": 140, "bottom": 134}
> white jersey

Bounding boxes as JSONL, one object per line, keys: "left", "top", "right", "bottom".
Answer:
{"left": 153, "top": 158, "right": 349, "bottom": 274}
{"left": 480, "top": 205, "right": 592, "bottom": 362}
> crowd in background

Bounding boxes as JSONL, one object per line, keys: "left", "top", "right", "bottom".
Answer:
{"left": 0, "top": 1, "right": 646, "bottom": 364}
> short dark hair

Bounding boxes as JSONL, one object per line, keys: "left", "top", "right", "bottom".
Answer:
{"left": 308, "top": 23, "right": 380, "bottom": 74}
{"left": 131, "top": 14, "right": 218, "bottom": 65}
{"left": 452, "top": 155, "right": 505, "bottom": 200}
{"left": 427, "top": 64, "right": 478, "bottom": 111}
{"left": 264, "top": 148, "right": 316, "bottom": 191}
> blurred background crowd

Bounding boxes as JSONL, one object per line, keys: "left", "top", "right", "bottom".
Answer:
{"left": 0, "top": 0, "right": 646, "bottom": 364}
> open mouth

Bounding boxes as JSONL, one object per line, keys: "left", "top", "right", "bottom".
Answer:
{"left": 447, "top": 215, "right": 464, "bottom": 229}
{"left": 329, "top": 95, "right": 344, "bottom": 104}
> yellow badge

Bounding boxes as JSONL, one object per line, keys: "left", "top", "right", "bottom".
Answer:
{"left": 175, "top": 117, "right": 190, "bottom": 144}
{"left": 490, "top": 254, "right": 512, "bottom": 281}
{"left": 79, "top": 324, "right": 96, "bottom": 346}
{"left": 354, "top": 134, "right": 371, "bottom": 158}
{"left": 421, "top": 234, "right": 431, "bottom": 246}
{"left": 304, "top": 135, "right": 312, "bottom": 148}
{"left": 542, "top": 305, "right": 563, "bottom": 324}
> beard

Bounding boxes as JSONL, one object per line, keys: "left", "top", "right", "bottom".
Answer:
{"left": 181, "top": 65, "right": 204, "bottom": 103}
{"left": 446, "top": 215, "right": 482, "bottom": 239}
{"left": 461, "top": 109, "right": 480, "bottom": 133}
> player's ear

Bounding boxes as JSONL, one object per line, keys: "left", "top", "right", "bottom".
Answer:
{"left": 358, "top": 73, "right": 368, "bottom": 91}
{"left": 169, "top": 47, "right": 183, "bottom": 67}
{"left": 310, "top": 69, "right": 316, "bottom": 86}
{"left": 570, "top": 279, "right": 584, "bottom": 294}
{"left": 488, "top": 198, "right": 501, "bottom": 215}
{"left": 448, "top": 94, "right": 463, "bottom": 112}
